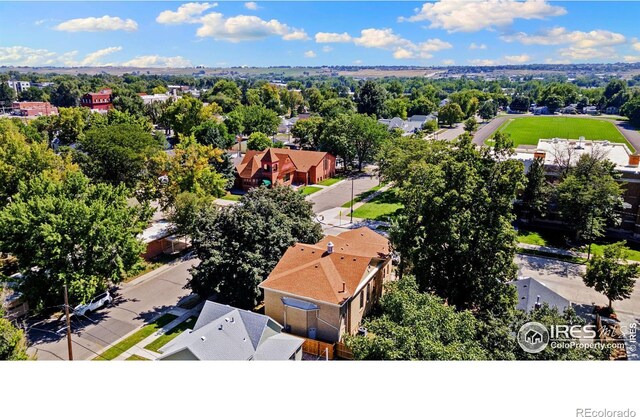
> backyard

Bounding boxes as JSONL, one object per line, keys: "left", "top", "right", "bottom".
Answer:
{"left": 490, "top": 117, "right": 632, "bottom": 150}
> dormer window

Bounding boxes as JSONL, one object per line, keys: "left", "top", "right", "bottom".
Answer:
{"left": 273, "top": 164, "right": 278, "bottom": 172}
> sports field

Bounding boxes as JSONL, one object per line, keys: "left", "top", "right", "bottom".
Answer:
{"left": 495, "top": 117, "right": 632, "bottom": 150}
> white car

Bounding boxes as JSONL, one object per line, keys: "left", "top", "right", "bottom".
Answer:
{"left": 73, "top": 291, "right": 113, "bottom": 316}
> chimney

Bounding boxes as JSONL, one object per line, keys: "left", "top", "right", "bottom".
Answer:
{"left": 629, "top": 154, "right": 640, "bottom": 167}
{"left": 218, "top": 324, "right": 224, "bottom": 330}
{"left": 534, "top": 295, "right": 541, "bottom": 310}
{"left": 340, "top": 282, "right": 346, "bottom": 293}
{"left": 327, "top": 241, "right": 334, "bottom": 254}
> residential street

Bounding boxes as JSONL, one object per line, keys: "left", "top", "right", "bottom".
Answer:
{"left": 25, "top": 255, "right": 197, "bottom": 360}
{"left": 307, "top": 169, "right": 380, "bottom": 214}
{"left": 516, "top": 253, "right": 640, "bottom": 359}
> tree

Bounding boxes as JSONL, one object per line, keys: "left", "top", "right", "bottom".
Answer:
{"left": 164, "top": 95, "right": 205, "bottom": 137}
{"left": 583, "top": 242, "right": 639, "bottom": 310}
{"left": 383, "top": 135, "right": 524, "bottom": 314}
{"left": 509, "top": 95, "right": 531, "bottom": 113}
{"left": 408, "top": 96, "right": 436, "bottom": 117}
{"left": 356, "top": 80, "right": 388, "bottom": 117}
{"left": 438, "top": 102, "right": 465, "bottom": 127}
{"left": 204, "top": 79, "right": 241, "bottom": 112}
{"left": 111, "top": 89, "right": 145, "bottom": 117}
{"left": 18, "top": 86, "right": 47, "bottom": 102}
{"left": 556, "top": 154, "right": 624, "bottom": 251}
{"left": 290, "top": 116, "right": 323, "bottom": 149}
{"left": 463, "top": 117, "right": 478, "bottom": 133}
{"left": 52, "top": 106, "right": 90, "bottom": 144}
{"left": 0, "top": 172, "right": 150, "bottom": 310}
{"left": 0, "top": 82, "right": 16, "bottom": 108}
{"left": 77, "top": 123, "right": 164, "bottom": 189}
{"left": 247, "top": 132, "right": 272, "bottom": 151}
{"left": 188, "top": 186, "right": 322, "bottom": 308}
{"left": 239, "top": 105, "right": 280, "bottom": 136}
{"left": 421, "top": 119, "right": 438, "bottom": 135}
{"left": 544, "top": 94, "right": 564, "bottom": 113}
{"left": 521, "top": 156, "right": 550, "bottom": 220}
{"left": 478, "top": 100, "right": 498, "bottom": 121}
{"left": 192, "top": 120, "right": 235, "bottom": 150}
{"left": 621, "top": 97, "right": 640, "bottom": 127}
{"left": 318, "top": 97, "right": 355, "bottom": 119}
{"left": 50, "top": 80, "right": 80, "bottom": 108}
{"left": 0, "top": 317, "right": 29, "bottom": 360}
{"left": 304, "top": 87, "right": 323, "bottom": 112}
{"left": 381, "top": 98, "right": 408, "bottom": 119}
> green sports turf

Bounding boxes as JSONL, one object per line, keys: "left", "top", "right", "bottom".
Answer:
{"left": 495, "top": 117, "right": 632, "bottom": 150}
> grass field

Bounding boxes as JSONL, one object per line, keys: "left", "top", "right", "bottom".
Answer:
{"left": 341, "top": 184, "right": 386, "bottom": 208}
{"left": 318, "top": 176, "right": 343, "bottom": 186}
{"left": 494, "top": 117, "right": 632, "bottom": 150}
{"left": 298, "top": 186, "right": 323, "bottom": 196}
{"left": 144, "top": 316, "right": 197, "bottom": 353}
{"left": 351, "top": 190, "right": 403, "bottom": 221}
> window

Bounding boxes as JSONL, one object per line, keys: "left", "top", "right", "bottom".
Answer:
{"left": 359, "top": 291, "right": 364, "bottom": 309}
{"left": 367, "top": 283, "right": 371, "bottom": 301}
{"left": 273, "top": 164, "right": 278, "bottom": 172}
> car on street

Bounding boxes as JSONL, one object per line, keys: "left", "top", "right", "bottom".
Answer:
{"left": 73, "top": 291, "right": 113, "bottom": 316}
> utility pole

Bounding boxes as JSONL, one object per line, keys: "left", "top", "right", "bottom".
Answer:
{"left": 63, "top": 284, "right": 73, "bottom": 361}
{"left": 350, "top": 176, "right": 354, "bottom": 224}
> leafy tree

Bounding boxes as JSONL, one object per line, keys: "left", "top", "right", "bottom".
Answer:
{"left": 0, "top": 317, "right": 29, "bottom": 360}
{"left": 356, "top": 80, "right": 388, "bottom": 117}
{"left": 621, "top": 97, "right": 640, "bottom": 127}
{"left": 318, "top": 97, "right": 355, "bottom": 119}
{"left": 509, "top": 95, "right": 531, "bottom": 113}
{"left": 0, "top": 172, "right": 149, "bottom": 309}
{"left": 260, "top": 84, "right": 282, "bottom": 113}
{"left": 239, "top": 105, "right": 280, "bottom": 136}
{"left": 408, "top": 96, "right": 436, "bottom": 117}
{"left": 291, "top": 116, "right": 323, "bottom": 149}
{"left": 52, "top": 106, "right": 90, "bottom": 144}
{"left": 304, "top": 87, "right": 323, "bottom": 112}
{"left": 521, "top": 156, "right": 550, "bottom": 220}
{"left": 18, "top": 86, "right": 47, "bottom": 102}
{"left": 77, "top": 123, "right": 164, "bottom": 189}
{"left": 111, "top": 89, "right": 145, "bottom": 117}
{"left": 478, "top": 100, "right": 498, "bottom": 120}
{"left": 384, "top": 135, "right": 524, "bottom": 314}
{"left": 544, "top": 94, "right": 564, "bottom": 113}
{"left": 438, "top": 102, "right": 465, "bottom": 127}
{"left": 50, "top": 80, "right": 80, "bottom": 108}
{"left": 0, "top": 82, "right": 16, "bottom": 108}
{"left": 421, "top": 119, "right": 438, "bottom": 135}
{"left": 583, "top": 242, "right": 639, "bottom": 310}
{"left": 164, "top": 95, "right": 205, "bottom": 137}
{"left": 381, "top": 98, "right": 408, "bottom": 119}
{"left": 556, "top": 154, "right": 624, "bottom": 250}
{"left": 247, "top": 132, "right": 272, "bottom": 151}
{"left": 192, "top": 120, "right": 234, "bottom": 149}
{"left": 463, "top": 117, "right": 478, "bottom": 132}
{"left": 188, "top": 186, "right": 322, "bottom": 308}
{"left": 346, "top": 276, "right": 491, "bottom": 360}
{"left": 204, "top": 79, "right": 241, "bottom": 112}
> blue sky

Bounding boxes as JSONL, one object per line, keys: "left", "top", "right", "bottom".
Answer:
{"left": 1, "top": 1, "right": 640, "bottom": 67}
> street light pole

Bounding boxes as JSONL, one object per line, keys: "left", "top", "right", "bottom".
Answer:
{"left": 63, "top": 284, "right": 73, "bottom": 361}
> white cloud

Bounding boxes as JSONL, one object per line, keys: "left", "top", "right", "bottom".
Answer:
{"left": 157, "top": 4, "right": 306, "bottom": 42}
{"left": 632, "top": 39, "right": 640, "bottom": 51}
{"left": 442, "top": 59, "right": 455, "bottom": 65}
{"left": 469, "top": 42, "right": 487, "bottom": 50}
{"left": 468, "top": 58, "right": 499, "bottom": 66}
{"left": 0, "top": 46, "right": 62, "bottom": 66}
{"left": 79, "top": 46, "right": 122, "bottom": 66}
{"left": 121, "top": 55, "right": 192, "bottom": 67}
{"left": 315, "top": 32, "right": 352, "bottom": 43}
{"left": 503, "top": 54, "right": 531, "bottom": 64}
{"left": 352, "top": 59, "right": 363, "bottom": 65}
{"left": 501, "top": 27, "right": 626, "bottom": 48}
{"left": 322, "top": 45, "right": 333, "bottom": 52}
{"left": 623, "top": 55, "right": 640, "bottom": 63}
{"left": 244, "top": 2, "right": 259, "bottom": 10}
{"left": 400, "top": 0, "right": 566, "bottom": 32}
{"left": 304, "top": 50, "right": 316, "bottom": 58}
{"left": 558, "top": 46, "right": 617, "bottom": 61}
{"left": 55, "top": 15, "right": 138, "bottom": 32}
{"left": 156, "top": 2, "right": 217, "bottom": 24}
{"left": 34, "top": 19, "right": 49, "bottom": 26}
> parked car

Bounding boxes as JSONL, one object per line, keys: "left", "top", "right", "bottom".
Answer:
{"left": 73, "top": 291, "right": 113, "bottom": 316}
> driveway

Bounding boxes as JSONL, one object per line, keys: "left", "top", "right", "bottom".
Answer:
{"left": 307, "top": 170, "right": 380, "bottom": 214}
{"left": 26, "top": 255, "right": 198, "bottom": 360}
{"left": 516, "top": 253, "right": 640, "bottom": 359}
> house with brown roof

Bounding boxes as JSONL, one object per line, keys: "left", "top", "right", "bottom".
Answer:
{"left": 235, "top": 148, "right": 336, "bottom": 190}
{"left": 259, "top": 227, "right": 394, "bottom": 343}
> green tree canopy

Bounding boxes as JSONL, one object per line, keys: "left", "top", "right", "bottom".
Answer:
{"left": 438, "top": 102, "right": 465, "bottom": 127}
{"left": 192, "top": 119, "right": 235, "bottom": 150}
{"left": 291, "top": 116, "right": 323, "bottom": 150}
{"left": 164, "top": 95, "right": 205, "bottom": 137}
{"left": 0, "top": 317, "right": 29, "bottom": 360}
{"left": 247, "top": 132, "right": 272, "bottom": 151}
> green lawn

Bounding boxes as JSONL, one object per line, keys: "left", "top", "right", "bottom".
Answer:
{"left": 317, "top": 176, "right": 343, "bottom": 186}
{"left": 93, "top": 314, "right": 177, "bottom": 361}
{"left": 144, "top": 316, "right": 197, "bottom": 353}
{"left": 494, "top": 117, "right": 632, "bottom": 150}
{"left": 298, "top": 186, "right": 323, "bottom": 196}
{"left": 341, "top": 184, "right": 385, "bottom": 209}
{"left": 125, "top": 354, "right": 150, "bottom": 361}
{"left": 220, "top": 193, "right": 242, "bottom": 201}
{"left": 351, "top": 190, "right": 403, "bottom": 221}
{"left": 517, "top": 231, "right": 548, "bottom": 246}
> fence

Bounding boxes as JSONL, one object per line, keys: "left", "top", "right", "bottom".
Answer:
{"left": 301, "top": 338, "right": 335, "bottom": 360}
{"left": 335, "top": 342, "right": 354, "bottom": 360}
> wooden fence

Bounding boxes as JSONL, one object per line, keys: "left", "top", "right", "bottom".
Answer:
{"left": 302, "top": 338, "right": 335, "bottom": 360}
{"left": 335, "top": 342, "right": 354, "bottom": 360}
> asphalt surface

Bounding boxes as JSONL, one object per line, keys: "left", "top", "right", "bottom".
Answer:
{"left": 25, "top": 256, "right": 197, "bottom": 361}
{"left": 472, "top": 114, "right": 640, "bottom": 150}
{"left": 307, "top": 170, "right": 381, "bottom": 214}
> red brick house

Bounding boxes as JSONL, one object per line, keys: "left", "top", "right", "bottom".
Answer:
{"left": 235, "top": 148, "right": 336, "bottom": 190}
{"left": 11, "top": 101, "right": 58, "bottom": 116}
{"left": 80, "top": 88, "right": 113, "bottom": 112}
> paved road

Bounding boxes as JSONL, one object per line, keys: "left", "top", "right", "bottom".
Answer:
{"left": 307, "top": 170, "right": 380, "bottom": 214}
{"left": 516, "top": 253, "right": 640, "bottom": 359}
{"left": 472, "top": 114, "right": 640, "bottom": 149}
{"left": 26, "top": 256, "right": 197, "bottom": 360}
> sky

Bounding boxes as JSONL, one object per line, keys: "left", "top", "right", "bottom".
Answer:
{"left": 1, "top": 1, "right": 640, "bottom": 68}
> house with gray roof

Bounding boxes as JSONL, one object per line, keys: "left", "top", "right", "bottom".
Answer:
{"left": 158, "top": 301, "right": 304, "bottom": 360}
{"left": 378, "top": 114, "right": 437, "bottom": 136}
{"left": 510, "top": 277, "right": 570, "bottom": 312}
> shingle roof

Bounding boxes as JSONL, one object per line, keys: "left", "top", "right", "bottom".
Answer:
{"left": 159, "top": 301, "right": 303, "bottom": 360}
{"left": 511, "top": 277, "right": 571, "bottom": 312}
{"left": 236, "top": 148, "right": 331, "bottom": 179}
{"left": 259, "top": 227, "right": 390, "bottom": 305}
